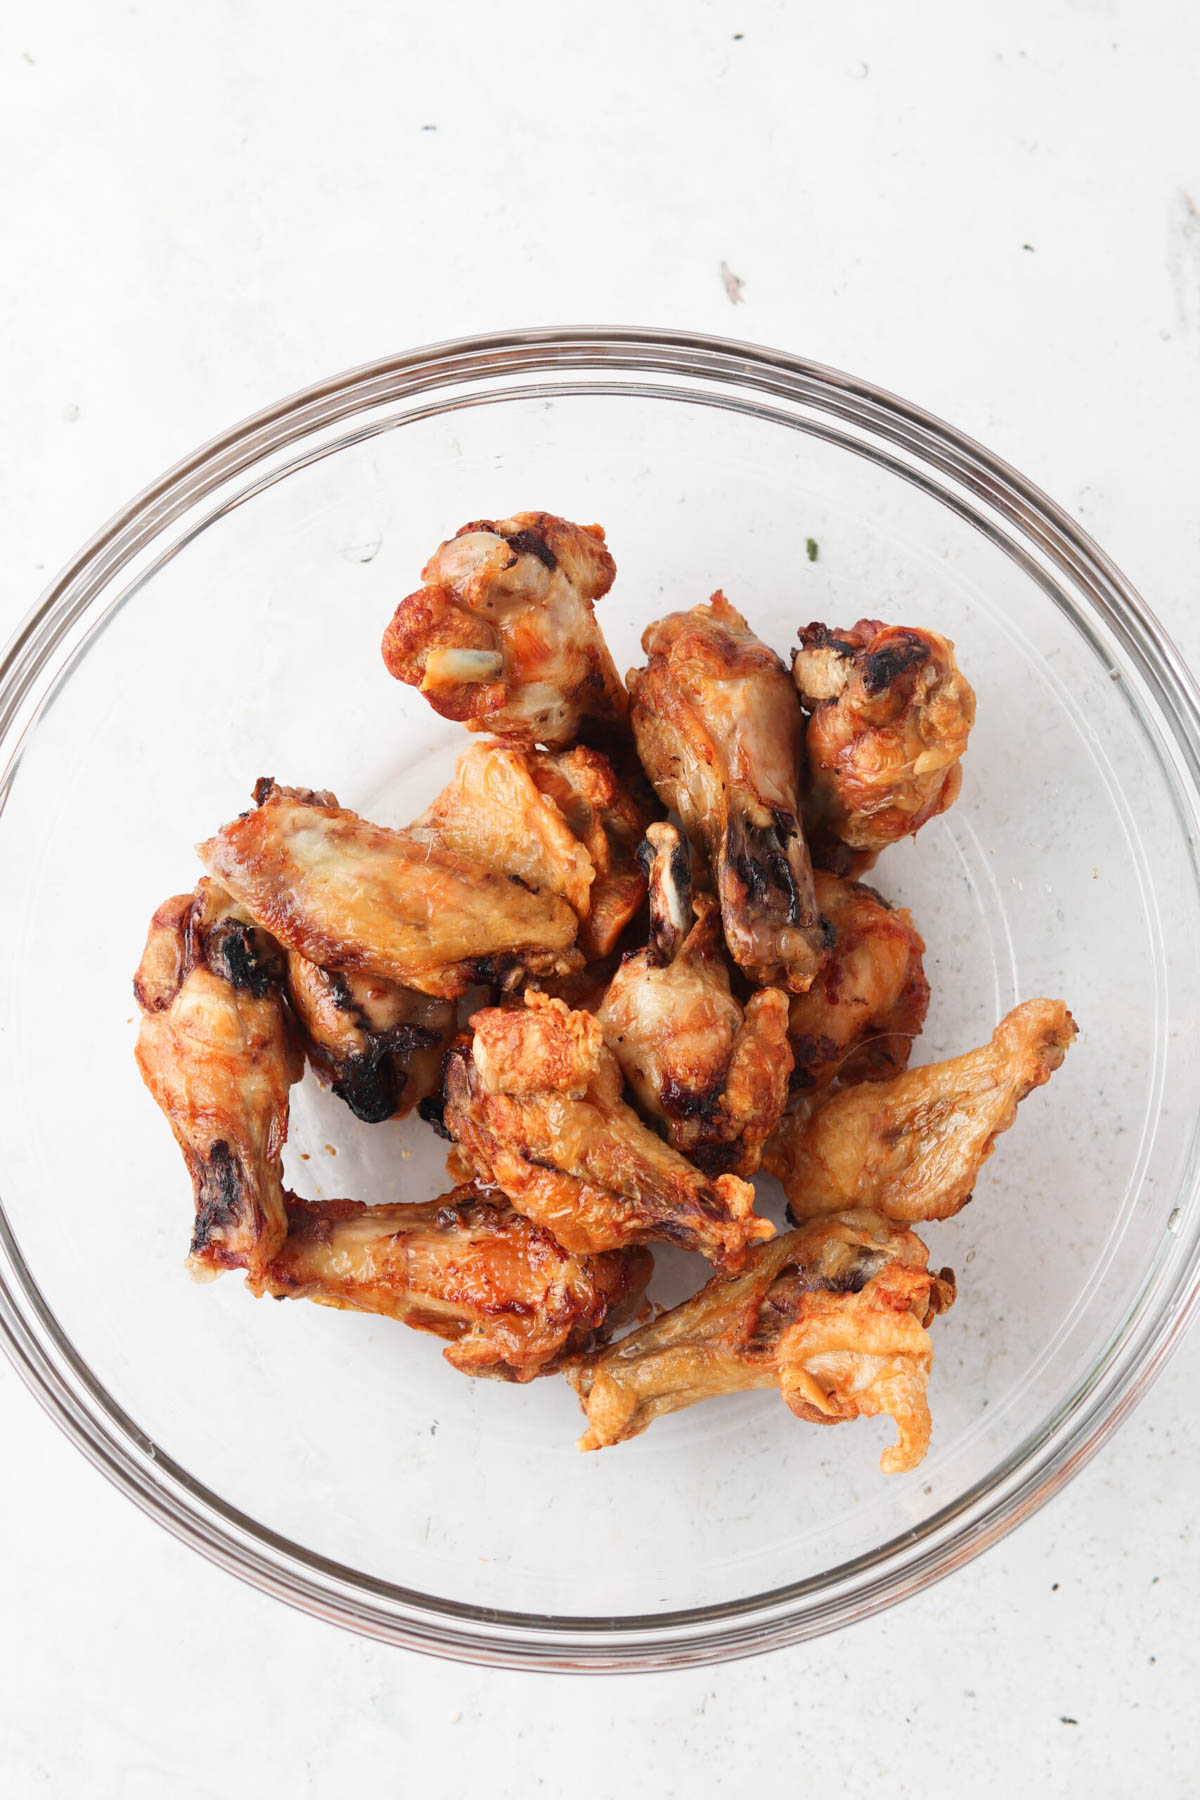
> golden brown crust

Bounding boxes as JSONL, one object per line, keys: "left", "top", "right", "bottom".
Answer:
{"left": 526, "top": 745, "right": 655, "bottom": 959}
{"left": 566, "top": 1210, "right": 956, "bottom": 1471}
{"left": 794, "top": 620, "right": 976, "bottom": 855}
{"left": 198, "top": 781, "right": 581, "bottom": 1000}
{"left": 133, "top": 880, "right": 303, "bottom": 1274}
{"left": 442, "top": 991, "right": 775, "bottom": 1267}
{"left": 765, "top": 998, "right": 1076, "bottom": 1222}
{"left": 380, "top": 512, "right": 628, "bottom": 749}
{"left": 628, "top": 593, "right": 826, "bottom": 991}
{"left": 249, "top": 1184, "right": 652, "bottom": 1381}
{"left": 786, "top": 870, "right": 930, "bottom": 1092}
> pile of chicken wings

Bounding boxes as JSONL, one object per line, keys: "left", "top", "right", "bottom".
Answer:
{"left": 134, "top": 510, "right": 1074, "bottom": 1472}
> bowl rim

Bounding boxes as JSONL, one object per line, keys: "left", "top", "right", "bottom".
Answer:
{"left": 3, "top": 324, "right": 1200, "bottom": 1672}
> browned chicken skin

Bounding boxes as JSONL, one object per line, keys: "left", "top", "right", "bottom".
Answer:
{"left": 765, "top": 998, "right": 1076, "bottom": 1222}
{"left": 628, "top": 593, "right": 826, "bottom": 991}
{"left": 133, "top": 880, "right": 303, "bottom": 1275}
{"left": 198, "top": 780, "right": 581, "bottom": 1000}
{"left": 786, "top": 870, "right": 930, "bottom": 1092}
{"left": 597, "top": 824, "right": 793, "bottom": 1177}
{"left": 285, "top": 955, "right": 454, "bottom": 1124}
{"left": 441, "top": 991, "right": 775, "bottom": 1267}
{"left": 566, "top": 1211, "right": 956, "bottom": 1472}
{"left": 415, "top": 738, "right": 651, "bottom": 961}
{"left": 526, "top": 745, "right": 655, "bottom": 959}
{"left": 793, "top": 620, "right": 976, "bottom": 863}
{"left": 249, "top": 1185, "right": 652, "bottom": 1381}
{"left": 416, "top": 738, "right": 597, "bottom": 918}
{"left": 381, "top": 512, "right": 629, "bottom": 750}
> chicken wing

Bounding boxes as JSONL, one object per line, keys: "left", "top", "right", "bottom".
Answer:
{"left": 416, "top": 737, "right": 596, "bottom": 918}
{"left": 566, "top": 1211, "right": 956, "bottom": 1471}
{"left": 765, "top": 998, "right": 1076, "bottom": 1222}
{"left": 198, "top": 780, "right": 581, "bottom": 1001}
{"left": 785, "top": 870, "right": 929, "bottom": 1092}
{"left": 285, "top": 955, "right": 454, "bottom": 1123}
{"left": 793, "top": 620, "right": 976, "bottom": 862}
{"left": 381, "top": 511, "right": 629, "bottom": 750}
{"left": 441, "top": 991, "right": 775, "bottom": 1267}
{"left": 133, "top": 880, "right": 303, "bottom": 1274}
{"left": 249, "top": 1185, "right": 652, "bottom": 1381}
{"left": 627, "top": 592, "right": 826, "bottom": 991}
{"left": 597, "top": 824, "right": 792, "bottom": 1176}
{"left": 527, "top": 745, "right": 654, "bottom": 958}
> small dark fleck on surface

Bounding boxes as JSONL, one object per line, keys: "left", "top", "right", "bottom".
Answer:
{"left": 719, "top": 260, "right": 746, "bottom": 304}
{"left": 23, "top": 49, "right": 35, "bottom": 63}
{"left": 1060, "top": 1716, "right": 1078, "bottom": 1726}
{"left": 1023, "top": 243, "right": 1035, "bottom": 252}
{"left": 732, "top": 31, "right": 743, "bottom": 38}
{"left": 422, "top": 123, "right": 437, "bottom": 130}
{"left": 1149, "top": 1656, "right": 1156, "bottom": 1665}
{"left": 806, "top": 536, "right": 819, "bottom": 562}
{"left": 430, "top": 1420, "right": 439, "bottom": 1435}
{"left": 1052, "top": 1581, "right": 1059, "bottom": 1591}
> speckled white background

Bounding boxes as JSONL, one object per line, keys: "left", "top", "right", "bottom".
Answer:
{"left": 3, "top": 1, "right": 1199, "bottom": 1791}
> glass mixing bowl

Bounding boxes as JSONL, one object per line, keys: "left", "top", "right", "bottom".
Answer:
{"left": 2, "top": 329, "right": 1198, "bottom": 1671}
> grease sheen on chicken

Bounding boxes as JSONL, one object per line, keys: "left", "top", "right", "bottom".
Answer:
{"left": 628, "top": 592, "right": 826, "bottom": 991}
{"left": 442, "top": 991, "right": 775, "bottom": 1267}
{"left": 250, "top": 1185, "right": 652, "bottom": 1381}
{"left": 199, "top": 780, "right": 581, "bottom": 1000}
{"left": 566, "top": 1211, "right": 956, "bottom": 1472}
{"left": 597, "top": 824, "right": 793, "bottom": 1176}
{"left": 766, "top": 998, "right": 1076, "bottom": 1222}
{"left": 793, "top": 619, "right": 976, "bottom": 865}
{"left": 133, "top": 879, "right": 302, "bottom": 1275}
{"left": 381, "top": 512, "right": 629, "bottom": 749}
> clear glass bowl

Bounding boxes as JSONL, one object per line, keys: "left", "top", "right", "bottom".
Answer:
{"left": 2, "top": 328, "right": 1199, "bottom": 1671}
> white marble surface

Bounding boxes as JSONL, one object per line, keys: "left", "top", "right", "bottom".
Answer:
{"left": 3, "top": 1, "right": 1199, "bottom": 1791}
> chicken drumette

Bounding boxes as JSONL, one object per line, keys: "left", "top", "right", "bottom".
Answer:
{"left": 566, "top": 1211, "right": 956, "bottom": 1472}
{"left": 381, "top": 511, "right": 629, "bottom": 750}
{"left": 134, "top": 879, "right": 303, "bottom": 1275}
{"left": 250, "top": 1185, "right": 652, "bottom": 1381}
{"left": 785, "top": 870, "right": 930, "bottom": 1093}
{"left": 793, "top": 620, "right": 976, "bottom": 868}
{"left": 597, "top": 824, "right": 792, "bottom": 1177}
{"left": 199, "top": 780, "right": 581, "bottom": 1000}
{"left": 628, "top": 592, "right": 826, "bottom": 991}
{"left": 765, "top": 998, "right": 1076, "bottom": 1223}
{"left": 440, "top": 990, "right": 775, "bottom": 1267}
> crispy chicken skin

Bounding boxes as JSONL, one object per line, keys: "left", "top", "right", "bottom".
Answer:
{"left": 416, "top": 738, "right": 596, "bottom": 919}
{"left": 248, "top": 1186, "right": 652, "bottom": 1381}
{"left": 628, "top": 593, "right": 826, "bottom": 992}
{"left": 285, "top": 955, "right": 454, "bottom": 1123}
{"left": 566, "top": 1211, "right": 956, "bottom": 1471}
{"left": 527, "top": 746, "right": 654, "bottom": 959}
{"left": 786, "top": 870, "right": 930, "bottom": 1092}
{"left": 765, "top": 998, "right": 1076, "bottom": 1223}
{"left": 198, "top": 780, "right": 581, "bottom": 1001}
{"left": 134, "top": 880, "right": 303, "bottom": 1274}
{"left": 793, "top": 620, "right": 976, "bottom": 861}
{"left": 442, "top": 991, "right": 775, "bottom": 1267}
{"left": 380, "top": 512, "right": 629, "bottom": 749}
{"left": 597, "top": 824, "right": 793, "bottom": 1177}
